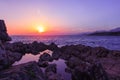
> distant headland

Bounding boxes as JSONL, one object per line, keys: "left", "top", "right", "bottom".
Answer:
{"left": 88, "top": 27, "right": 120, "bottom": 36}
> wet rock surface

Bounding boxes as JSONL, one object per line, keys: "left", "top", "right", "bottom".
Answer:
{"left": 0, "top": 20, "right": 120, "bottom": 80}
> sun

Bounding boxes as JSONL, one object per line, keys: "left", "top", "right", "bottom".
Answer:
{"left": 37, "top": 26, "right": 45, "bottom": 33}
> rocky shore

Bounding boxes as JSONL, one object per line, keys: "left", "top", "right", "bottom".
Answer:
{"left": 0, "top": 20, "right": 120, "bottom": 80}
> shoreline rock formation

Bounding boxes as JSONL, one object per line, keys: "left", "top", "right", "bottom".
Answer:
{"left": 0, "top": 20, "right": 120, "bottom": 80}
{"left": 0, "top": 20, "right": 11, "bottom": 43}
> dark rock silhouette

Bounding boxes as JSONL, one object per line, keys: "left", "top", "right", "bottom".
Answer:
{"left": 38, "top": 61, "right": 49, "bottom": 67}
{"left": 88, "top": 27, "right": 120, "bottom": 36}
{"left": 0, "top": 61, "right": 46, "bottom": 80}
{"left": 0, "top": 20, "right": 11, "bottom": 43}
{"left": 45, "top": 64, "right": 64, "bottom": 80}
{"left": 89, "top": 31, "right": 120, "bottom": 36}
{"left": 39, "top": 53, "right": 53, "bottom": 62}
{"left": 0, "top": 50, "right": 23, "bottom": 70}
{"left": 65, "top": 57, "right": 109, "bottom": 80}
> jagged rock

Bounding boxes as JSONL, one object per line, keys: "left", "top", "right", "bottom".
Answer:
{"left": 60, "top": 45, "right": 92, "bottom": 60}
{"left": 38, "top": 61, "right": 49, "bottom": 68}
{"left": 65, "top": 67, "right": 72, "bottom": 73}
{"left": 46, "top": 72, "right": 64, "bottom": 80}
{"left": 0, "top": 61, "right": 46, "bottom": 80}
{"left": 5, "top": 42, "right": 26, "bottom": 54}
{"left": 48, "top": 43, "right": 59, "bottom": 51}
{"left": 45, "top": 64, "right": 64, "bottom": 80}
{"left": 52, "top": 50, "right": 61, "bottom": 60}
{"left": 5, "top": 41, "right": 48, "bottom": 55}
{"left": 111, "top": 50, "right": 120, "bottom": 57}
{"left": 30, "top": 41, "right": 48, "bottom": 55}
{"left": 39, "top": 53, "right": 53, "bottom": 62}
{"left": 92, "top": 47, "right": 110, "bottom": 58}
{"left": 0, "top": 50, "right": 23, "bottom": 70}
{"left": 0, "top": 20, "right": 11, "bottom": 43}
{"left": 69, "top": 60, "right": 109, "bottom": 80}
{"left": 45, "top": 64, "right": 57, "bottom": 74}
{"left": 65, "top": 56, "right": 83, "bottom": 69}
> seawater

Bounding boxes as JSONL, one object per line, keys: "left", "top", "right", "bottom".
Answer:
{"left": 11, "top": 35, "right": 120, "bottom": 50}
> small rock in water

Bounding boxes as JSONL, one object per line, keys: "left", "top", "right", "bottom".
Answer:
{"left": 52, "top": 50, "right": 61, "bottom": 60}
{"left": 38, "top": 60, "right": 49, "bottom": 67}
{"left": 39, "top": 53, "right": 53, "bottom": 62}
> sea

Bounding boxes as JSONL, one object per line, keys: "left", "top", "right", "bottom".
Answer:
{"left": 12, "top": 35, "right": 120, "bottom": 80}
{"left": 11, "top": 35, "right": 120, "bottom": 50}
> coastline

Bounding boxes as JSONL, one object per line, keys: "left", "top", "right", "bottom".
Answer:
{"left": 0, "top": 41, "right": 120, "bottom": 80}
{"left": 0, "top": 20, "right": 120, "bottom": 80}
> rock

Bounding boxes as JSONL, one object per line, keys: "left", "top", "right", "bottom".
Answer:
{"left": 45, "top": 64, "right": 57, "bottom": 73}
{"left": 111, "top": 50, "right": 120, "bottom": 57}
{"left": 52, "top": 50, "right": 61, "bottom": 60}
{"left": 0, "top": 20, "right": 11, "bottom": 43}
{"left": 38, "top": 61, "right": 49, "bottom": 68}
{"left": 65, "top": 67, "right": 72, "bottom": 73}
{"left": 46, "top": 72, "right": 64, "bottom": 80}
{"left": 92, "top": 47, "right": 110, "bottom": 58}
{"left": 65, "top": 56, "right": 83, "bottom": 69}
{"left": 60, "top": 53, "right": 71, "bottom": 60}
{"left": 39, "top": 53, "right": 53, "bottom": 62}
{"left": 0, "top": 50, "right": 23, "bottom": 70}
{"left": 71, "top": 60, "right": 109, "bottom": 80}
{"left": 45, "top": 64, "right": 64, "bottom": 80}
{"left": 60, "top": 45, "right": 92, "bottom": 60}
{"left": 0, "top": 61, "right": 46, "bottom": 80}
{"left": 48, "top": 43, "right": 59, "bottom": 51}
{"left": 30, "top": 41, "right": 48, "bottom": 55}
{"left": 4, "top": 41, "right": 48, "bottom": 55}
{"left": 4, "top": 42, "right": 26, "bottom": 54}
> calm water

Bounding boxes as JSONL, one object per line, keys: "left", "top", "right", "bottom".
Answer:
{"left": 14, "top": 50, "right": 71, "bottom": 80}
{"left": 11, "top": 35, "right": 120, "bottom": 50}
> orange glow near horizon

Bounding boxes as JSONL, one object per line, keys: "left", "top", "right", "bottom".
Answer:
{"left": 6, "top": 21, "right": 82, "bottom": 35}
{"left": 37, "top": 26, "right": 45, "bottom": 33}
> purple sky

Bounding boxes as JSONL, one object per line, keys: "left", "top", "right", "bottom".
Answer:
{"left": 0, "top": 0, "right": 120, "bottom": 34}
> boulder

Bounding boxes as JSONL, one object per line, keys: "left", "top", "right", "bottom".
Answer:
{"left": 30, "top": 41, "right": 48, "bottom": 55}
{"left": 52, "top": 50, "right": 61, "bottom": 60}
{"left": 45, "top": 64, "right": 57, "bottom": 73}
{"left": 0, "top": 61, "right": 46, "bottom": 80}
{"left": 39, "top": 53, "right": 53, "bottom": 62}
{"left": 65, "top": 56, "right": 83, "bottom": 68}
{"left": 38, "top": 61, "right": 49, "bottom": 68}
{"left": 0, "top": 50, "right": 23, "bottom": 70}
{"left": 48, "top": 43, "right": 59, "bottom": 51}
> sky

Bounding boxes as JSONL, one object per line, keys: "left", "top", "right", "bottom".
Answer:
{"left": 0, "top": 0, "right": 120, "bottom": 35}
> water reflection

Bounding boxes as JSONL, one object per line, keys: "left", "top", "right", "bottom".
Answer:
{"left": 13, "top": 50, "right": 71, "bottom": 80}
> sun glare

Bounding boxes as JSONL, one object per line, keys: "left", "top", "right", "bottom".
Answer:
{"left": 37, "top": 26, "right": 45, "bottom": 33}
